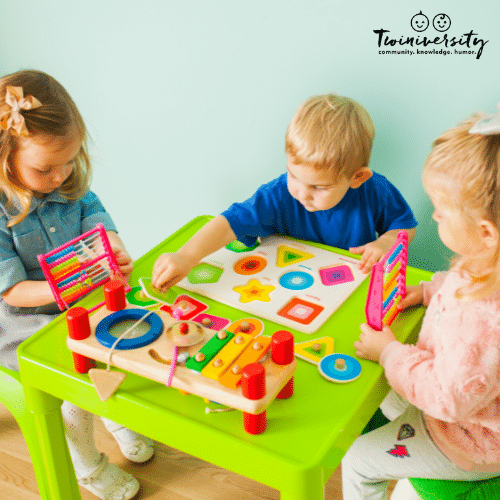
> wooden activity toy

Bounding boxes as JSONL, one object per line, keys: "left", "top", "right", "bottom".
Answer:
{"left": 38, "top": 223, "right": 129, "bottom": 313}
{"left": 365, "top": 231, "right": 408, "bottom": 331}
{"left": 63, "top": 278, "right": 295, "bottom": 435}
{"left": 176, "top": 235, "right": 369, "bottom": 334}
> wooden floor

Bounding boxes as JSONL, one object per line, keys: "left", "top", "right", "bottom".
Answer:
{"left": 0, "top": 402, "right": 395, "bottom": 499}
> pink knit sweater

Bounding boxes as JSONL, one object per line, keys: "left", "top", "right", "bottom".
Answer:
{"left": 380, "top": 270, "right": 500, "bottom": 472}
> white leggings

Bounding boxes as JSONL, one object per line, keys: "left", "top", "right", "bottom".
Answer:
{"left": 341, "top": 392, "right": 500, "bottom": 500}
{"left": 61, "top": 402, "right": 102, "bottom": 476}
{"left": 61, "top": 401, "right": 130, "bottom": 477}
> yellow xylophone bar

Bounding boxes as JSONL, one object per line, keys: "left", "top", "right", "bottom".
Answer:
{"left": 201, "top": 330, "right": 260, "bottom": 381}
{"left": 218, "top": 336, "right": 272, "bottom": 389}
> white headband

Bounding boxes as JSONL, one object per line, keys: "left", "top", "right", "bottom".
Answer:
{"left": 469, "top": 105, "right": 500, "bottom": 135}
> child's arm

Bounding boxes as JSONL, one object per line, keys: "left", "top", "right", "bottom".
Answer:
{"left": 1, "top": 233, "right": 132, "bottom": 307}
{"left": 152, "top": 215, "right": 236, "bottom": 291}
{"left": 349, "top": 227, "right": 417, "bottom": 274}
{"left": 355, "top": 282, "right": 424, "bottom": 361}
{"left": 355, "top": 285, "right": 500, "bottom": 423}
{"left": 1, "top": 280, "right": 56, "bottom": 308}
{"left": 106, "top": 231, "right": 133, "bottom": 283}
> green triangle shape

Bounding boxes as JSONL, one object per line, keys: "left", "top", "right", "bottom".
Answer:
{"left": 284, "top": 251, "right": 302, "bottom": 263}
{"left": 304, "top": 343, "right": 327, "bottom": 357}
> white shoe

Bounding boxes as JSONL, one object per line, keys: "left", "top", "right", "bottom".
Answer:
{"left": 76, "top": 454, "right": 140, "bottom": 500}
{"left": 113, "top": 432, "right": 155, "bottom": 463}
{"left": 103, "top": 419, "right": 155, "bottom": 463}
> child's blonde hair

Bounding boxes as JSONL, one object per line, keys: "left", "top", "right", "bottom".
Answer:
{"left": 423, "top": 114, "right": 500, "bottom": 300}
{"left": 285, "top": 94, "right": 375, "bottom": 180}
{"left": 0, "top": 70, "right": 91, "bottom": 226}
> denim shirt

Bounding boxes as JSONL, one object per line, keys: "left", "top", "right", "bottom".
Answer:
{"left": 0, "top": 190, "right": 117, "bottom": 296}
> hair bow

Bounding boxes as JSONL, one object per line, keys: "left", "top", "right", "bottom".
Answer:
{"left": 0, "top": 86, "right": 42, "bottom": 137}
{"left": 469, "top": 104, "right": 500, "bottom": 135}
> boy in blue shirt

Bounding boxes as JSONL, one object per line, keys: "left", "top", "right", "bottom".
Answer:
{"left": 152, "top": 94, "right": 417, "bottom": 290}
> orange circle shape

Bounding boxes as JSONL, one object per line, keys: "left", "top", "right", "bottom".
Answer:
{"left": 233, "top": 256, "right": 267, "bottom": 275}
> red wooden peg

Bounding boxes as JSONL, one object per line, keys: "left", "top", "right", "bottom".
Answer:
{"left": 66, "top": 307, "right": 95, "bottom": 373}
{"left": 271, "top": 330, "right": 294, "bottom": 399}
{"left": 271, "top": 330, "right": 294, "bottom": 364}
{"left": 277, "top": 378, "right": 294, "bottom": 400}
{"left": 241, "top": 363, "right": 267, "bottom": 434}
{"left": 243, "top": 411, "right": 267, "bottom": 435}
{"left": 104, "top": 279, "right": 126, "bottom": 311}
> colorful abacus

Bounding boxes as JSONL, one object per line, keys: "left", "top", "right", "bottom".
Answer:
{"left": 38, "top": 224, "right": 127, "bottom": 312}
{"left": 365, "top": 231, "right": 408, "bottom": 331}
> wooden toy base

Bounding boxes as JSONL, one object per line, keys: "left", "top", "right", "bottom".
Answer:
{"left": 67, "top": 304, "right": 296, "bottom": 415}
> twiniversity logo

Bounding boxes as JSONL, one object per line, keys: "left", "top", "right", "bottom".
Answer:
{"left": 374, "top": 11, "right": 489, "bottom": 59}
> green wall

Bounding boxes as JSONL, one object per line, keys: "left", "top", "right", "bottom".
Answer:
{"left": 2, "top": 0, "right": 499, "bottom": 271}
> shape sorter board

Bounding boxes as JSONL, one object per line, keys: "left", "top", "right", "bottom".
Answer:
{"left": 176, "top": 235, "right": 369, "bottom": 334}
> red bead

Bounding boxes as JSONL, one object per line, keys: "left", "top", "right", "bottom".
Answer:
{"left": 179, "top": 322, "right": 189, "bottom": 334}
{"left": 104, "top": 280, "right": 126, "bottom": 311}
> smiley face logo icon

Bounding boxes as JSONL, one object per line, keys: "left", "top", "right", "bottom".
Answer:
{"left": 410, "top": 11, "right": 429, "bottom": 32}
{"left": 433, "top": 13, "right": 451, "bottom": 32}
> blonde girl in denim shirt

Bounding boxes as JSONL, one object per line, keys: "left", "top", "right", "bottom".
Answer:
{"left": 0, "top": 70, "right": 151, "bottom": 500}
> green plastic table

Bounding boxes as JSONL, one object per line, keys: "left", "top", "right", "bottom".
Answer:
{"left": 18, "top": 216, "right": 431, "bottom": 500}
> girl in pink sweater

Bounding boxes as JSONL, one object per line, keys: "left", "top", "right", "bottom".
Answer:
{"left": 342, "top": 110, "right": 500, "bottom": 499}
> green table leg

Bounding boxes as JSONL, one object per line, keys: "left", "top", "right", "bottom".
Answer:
{"left": 24, "top": 386, "right": 82, "bottom": 500}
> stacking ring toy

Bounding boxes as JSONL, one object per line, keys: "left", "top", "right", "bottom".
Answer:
{"left": 96, "top": 309, "right": 163, "bottom": 350}
{"left": 318, "top": 354, "right": 361, "bottom": 383}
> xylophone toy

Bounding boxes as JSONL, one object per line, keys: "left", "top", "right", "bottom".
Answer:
{"left": 38, "top": 223, "right": 129, "bottom": 313}
{"left": 65, "top": 280, "right": 296, "bottom": 435}
{"left": 365, "top": 231, "right": 408, "bottom": 331}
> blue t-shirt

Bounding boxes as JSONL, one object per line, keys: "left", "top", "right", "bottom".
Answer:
{"left": 222, "top": 172, "right": 417, "bottom": 249}
{"left": 0, "top": 190, "right": 116, "bottom": 296}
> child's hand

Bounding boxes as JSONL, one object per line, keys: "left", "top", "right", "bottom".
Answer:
{"left": 106, "top": 231, "right": 133, "bottom": 283}
{"left": 349, "top": 239, "right": 392, "bottom": 274}
{"left": 398, "top": 284, "right": 424, "bottom": 310}
{"left": 152, "top": 252, "right": 197, "bottom": 292}
{"left": 113, "top": 249, "right": 133, "bottom": 283}
{"left": 354, "top": 323, "right": 397, "bottom": 363}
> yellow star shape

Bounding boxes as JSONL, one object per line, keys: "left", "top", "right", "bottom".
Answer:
{"left": 233, "top": 279, "right": 275, "bottom": 303}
